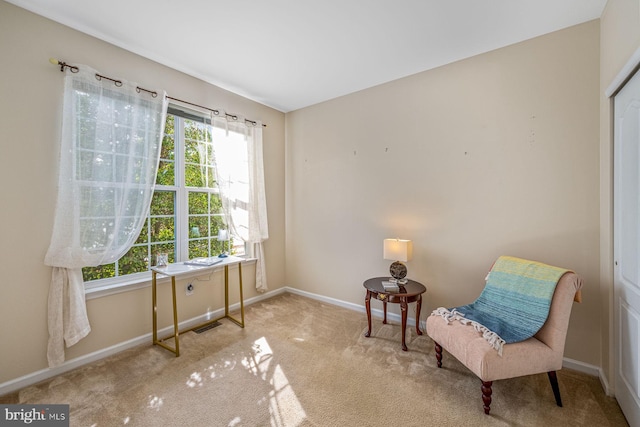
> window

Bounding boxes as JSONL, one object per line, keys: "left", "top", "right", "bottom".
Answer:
{"left": 83, "top": 109, "right": 248, "bottom": 285}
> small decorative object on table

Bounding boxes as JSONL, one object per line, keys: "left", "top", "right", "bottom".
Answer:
{"left": 382, "top": 280, "right": 399, "bottom": 292}
{"left": 183, "top": 257, "right": 223, "bottom": 267}
{"left": 156, "top": 253, "right": 168, "bottom": 267}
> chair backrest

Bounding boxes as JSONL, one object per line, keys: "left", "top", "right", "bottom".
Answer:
{"left": 533, "top": 272, "right": 583, "bottom": 355}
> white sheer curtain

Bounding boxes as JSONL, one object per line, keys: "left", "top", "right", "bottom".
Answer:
{"left": 211, "top": 115, "right": 269, "bottom": 291}
{"left": 44, "top": 66, "right": 167, "bottom": 367}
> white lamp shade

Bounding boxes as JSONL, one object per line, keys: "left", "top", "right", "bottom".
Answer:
{"left": 217, "top": 229, "right": 229, "bottom": 241}
{"left": 383, "top": 239, "right": 413, "bottom": 262}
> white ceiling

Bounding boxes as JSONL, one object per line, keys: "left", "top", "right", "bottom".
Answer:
{"left": 8, "top": 0, "right": 607, "bottom": 112}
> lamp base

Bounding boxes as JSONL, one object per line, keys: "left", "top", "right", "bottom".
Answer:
{"left": 389, "top": 261, "right": 408, "bottom": 283}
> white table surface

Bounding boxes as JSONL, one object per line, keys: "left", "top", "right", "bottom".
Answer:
{"left": 150, "top": 255, "right": 244, "bottom": 277}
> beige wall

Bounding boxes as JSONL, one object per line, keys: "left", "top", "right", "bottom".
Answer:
{"left": 0, "top": 1, "right": 286, "bottom": 385}
{"left": 286, "top": 21, "right": 601, "bottom": 365}
{"left": 599, "top": 0, "right": 640, "bottom": 390}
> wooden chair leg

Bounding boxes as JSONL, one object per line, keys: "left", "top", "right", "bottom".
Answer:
{"left": 547, "top": 371, "right": 563, "bottom": 407}
{"left": 481, "top": 381, "right": 493, "bottom": 415}
{"left": 434, "top": 342, "right": 442, "bottom": 368}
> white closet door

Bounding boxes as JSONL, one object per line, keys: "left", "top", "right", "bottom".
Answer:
{"left": 614, "top": 67, "right": 640, "bottom": 427}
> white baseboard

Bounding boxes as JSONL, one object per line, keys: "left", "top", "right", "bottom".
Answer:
{"left": 284, "top": 286, "right": 423, "bottom": 328}
{"left": 0, "top": 286, "right": 604, "bottom": 397}
{"left": 562, "top": 357, "right": 613, "bottom": 396}
{"left": 562, "top": 357, "right": 600, "bottom": 376}
{"left": 598, "top": 368, "right": 614, "bottom": 397}
{"left": 0, "top": 287, "right": 286, "bottom": 396}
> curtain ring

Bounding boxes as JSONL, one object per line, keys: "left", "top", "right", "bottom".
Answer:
{"left": 95, "top": 74, "right": 123, "bottom": 87}
{"left": 136, "top": 87, "right": 159, "bottom": 98}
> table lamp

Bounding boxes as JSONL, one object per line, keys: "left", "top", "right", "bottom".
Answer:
{"left": 383, "top": 238, "right": 412, "bottom": 284}
{"left": 217, "top": 229, "right": 229, "bottom": 258}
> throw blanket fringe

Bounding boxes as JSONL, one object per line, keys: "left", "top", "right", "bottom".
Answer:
{"left": 432, "top": 307, "right": 506, "bottom": 355}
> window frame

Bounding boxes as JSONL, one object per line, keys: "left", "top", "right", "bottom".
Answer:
{"left": 84, "top": 105, "right": 249, "bottom": 294}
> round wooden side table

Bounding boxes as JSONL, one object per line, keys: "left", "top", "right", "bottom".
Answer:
{"left": 363, "top": 277, "right": 426, "bottom": 351}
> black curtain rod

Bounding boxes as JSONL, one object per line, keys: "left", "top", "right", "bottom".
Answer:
{"left": 166, "top": 96, "right": 266, "bottom": 128}
{"left": 50, "top": 58, "right": 266, "bottom": 127}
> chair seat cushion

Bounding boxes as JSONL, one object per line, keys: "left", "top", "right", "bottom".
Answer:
{"left": 426, "top": 314, "right": 563, "bottom": 382}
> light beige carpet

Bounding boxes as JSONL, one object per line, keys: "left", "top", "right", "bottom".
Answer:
{"left": 0, "top": 293, "right": 628, "bottom": 426}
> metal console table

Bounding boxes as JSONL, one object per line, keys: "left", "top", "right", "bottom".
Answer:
{"left": 151, "top": 256, "right": 245, "bottom": 357}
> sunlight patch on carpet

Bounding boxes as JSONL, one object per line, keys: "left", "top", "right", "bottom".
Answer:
{"left": 269, "top": 364, "right": 306, "bottom": 426}
{"left": 241, "top": 337, "right": 307, "bottom": 426}
{"left": 148, "top": 395, "right": 163, "bottom": 410}
{"left": 186, "top": 371, "right": 203, "bottom": 388}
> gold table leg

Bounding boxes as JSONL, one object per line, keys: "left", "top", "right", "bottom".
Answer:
{"left": 152, "top": 273, "right": 180, "bottom": 357}
{"left": 216, "top": 263, "right": 245, "bottom": 328}
{"left": 152, "top": 271, "right": 157, "bottom": 345}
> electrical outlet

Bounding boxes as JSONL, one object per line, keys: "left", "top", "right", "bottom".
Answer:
{"left": 186, "top": 283, "right": 194, "bottom": 296}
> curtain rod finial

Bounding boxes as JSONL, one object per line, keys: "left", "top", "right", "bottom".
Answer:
{"left": 49, "top": 58, "right": 79, "bottom": 73}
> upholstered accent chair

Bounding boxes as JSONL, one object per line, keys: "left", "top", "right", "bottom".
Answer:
{"left": 426, "top": 266, "right": 582, "bottom": 415}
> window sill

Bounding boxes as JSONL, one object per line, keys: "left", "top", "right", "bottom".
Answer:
{"left": 85, "top": 257, "right": 257, "bottom": 300}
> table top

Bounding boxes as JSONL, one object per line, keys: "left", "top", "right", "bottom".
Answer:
{"left": 151, "top": 255, "right": 245, "bottom": 277}
{"left": 363, "top": 277, "right": 426, "bottom": 297}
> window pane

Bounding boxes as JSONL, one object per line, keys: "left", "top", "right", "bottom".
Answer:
{"left": 82, "top": 263, "right": 115, "bottom": 282}
{"left": 185, "top": 163, "right": 204, "bottom": 187}
{"left": 185, "top": 119, "right": 208, "bottom": 141}
{"left": 161, "top": 135, "right": 175, "bottom": 160}
{"left": 210, "top": 194, "right": 222, "bottom": 214}
{"left": 184, "top": 138, "right": 201, "bottom": 164}
{"left": 158, "top": 115, "right": 175, "bottom": 186}
{"left": 211, "top": 214, "right": 225, "bottom": 231}
{"left": 80, "top": 186, "right": 115, "bottom": 215}
{"left": 210, "top": 238, "right": 225, "bottom": 256}
{"left": 163, "top": 115, "right": 175, "bottom": 159}
{"left": 135, "top": 220, "right": 149, "bottom": 244}
{"left": 156, "top": 160, "right": 175, "bottom": 186}
{"left": 206, "top": 166, "right": 216, "bottom": 188}
{"left": 188, "top": 240, "right": 209, "bottom": 259}
{"left": 150, "top": 191, "right": 174, "bottom": 216}
{"left": 189, "top": 192, "right": 208, "bottom": 215}
{"left": 150, "top": 217, "right": 175, "bottom": 242}
{"left": 119, "top": 245, "right": 149, "bottom": 275}
{"left": 189, "top": 216, "right": 209, "bottom": 238}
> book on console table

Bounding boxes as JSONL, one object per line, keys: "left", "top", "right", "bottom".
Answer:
{"left": 381, "top": 280, "right": 399, "bottom": 292}
{"left": 183, "top": 257, "right": 224, "bottom": 267}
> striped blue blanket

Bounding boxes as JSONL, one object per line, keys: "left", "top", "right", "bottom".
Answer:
{"left": 432, "top": 256, "right": 569, "bottom": 355}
